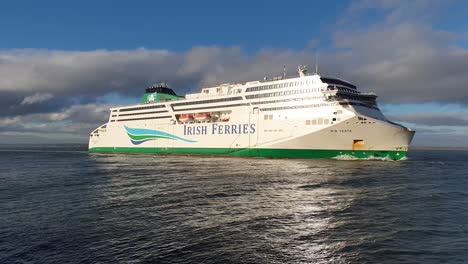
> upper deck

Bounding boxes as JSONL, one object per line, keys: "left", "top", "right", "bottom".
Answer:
{"left": 107, "top": 67, "right": 378, "bottom": 124}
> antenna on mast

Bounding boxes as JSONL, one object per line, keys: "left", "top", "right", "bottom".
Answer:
{"left": 283, "top": 65, "right": 287, "bottom": 77}
{"left": 315, "top": 53, "right": 318, "bottom": 74}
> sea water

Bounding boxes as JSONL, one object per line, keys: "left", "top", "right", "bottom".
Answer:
{"left": 1, "top": 145, "right": 467, "bottom": 263}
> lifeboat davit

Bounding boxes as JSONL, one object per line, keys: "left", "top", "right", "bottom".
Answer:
{"left": 179, "top": 114, "right": 193, "bottom": 123}
{"left": 195, "top": 113, "right": 211, "bottom": 122}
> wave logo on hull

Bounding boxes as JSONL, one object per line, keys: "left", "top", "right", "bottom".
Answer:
{"left": 124, "top": 126, "right": 197, "bottom": 145}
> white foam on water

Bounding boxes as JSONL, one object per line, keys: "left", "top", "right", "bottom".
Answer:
{"left": 332, "top": 154, "right": 361, "bottom": 161}
{"left": 332, "top": 154, "right": 400, "bottom": 161}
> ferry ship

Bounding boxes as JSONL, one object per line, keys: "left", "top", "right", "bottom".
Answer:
{"left": 89, "top": 67, "right": 415, "bottom": 160}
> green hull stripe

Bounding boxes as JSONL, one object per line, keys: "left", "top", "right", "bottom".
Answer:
{"left": 88, "top": 147, "right": 407, "bottom": 160}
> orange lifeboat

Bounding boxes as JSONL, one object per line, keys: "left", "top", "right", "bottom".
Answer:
{"left": 195, "top": 113, "right": 211, "bottom": 122}
{"left": 178, "top": 114, "right": 193, "bottom": 123}
{"left": 219, "top": 113, "right": 230, "bottom": 122}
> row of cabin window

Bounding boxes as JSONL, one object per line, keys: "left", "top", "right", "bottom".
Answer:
{"left": 203, "top": 88, "right": 242, "bottom": 94}
{"left": 251, "top": 96, "right": 323, "bottom": 105}
{"left": 327, "top": 85, "right": 358, "bottom": 94}
{"left": 306, "top": 118, "right": 337, "bottom": 125}
{"left": 246, "top": 88, "right": 319, "bottom": 99}
{"left": 110, "top": 115, "right": 172, "bottom": 122}
{"left": 173, "top": 103, "right": 247, "bottom": 112}
{"left": 245, "top": 80, "right": 314, "bottom": 93}
{"left": 172, "top": 96, "right": 243, "bottom": 107}
{"left": 115, "top": 110, "right": 169, "bottom": 117}
{"left": 119, "top": 104, "right": 166, "bottom": 112}
{"left": 260, "top": 103, "right": 335, "bottom": 112}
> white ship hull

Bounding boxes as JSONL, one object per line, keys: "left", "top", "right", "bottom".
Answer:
{"left": 89, "top": 72, "right": 414, "bottom": 160}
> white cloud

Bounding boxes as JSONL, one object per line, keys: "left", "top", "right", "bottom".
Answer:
{"left": 0, "top": 116, "right": 21, "bottom": 126}
{"left": 20, "top": 92, "right": 54, "bottom": 105}
{"left": 1, "top": 30, "right": 467, "bottom": 106}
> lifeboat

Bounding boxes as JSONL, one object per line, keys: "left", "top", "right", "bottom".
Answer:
{"left": 219, "top": 113, "right": 230, "bottom": 122}
{"left": 178, "top": 114, "right": 193, "bottom": 123}
{"left": 195, "top": 113, "right": 211, "bottom": 122}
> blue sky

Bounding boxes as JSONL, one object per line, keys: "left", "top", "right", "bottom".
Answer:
{"left": 0, "top": 0, "right": 467, "bottom": 147}
{"left": 0, "top": 0, "right": 349, "bottom": 51}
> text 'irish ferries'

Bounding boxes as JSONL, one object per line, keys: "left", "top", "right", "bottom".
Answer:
{"left": 184, "top": 123, "right": 256, "bottom": 135}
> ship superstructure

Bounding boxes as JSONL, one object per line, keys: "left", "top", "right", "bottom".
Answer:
{"left": 89, "top": 67, "right": 415, "bottom": 160}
